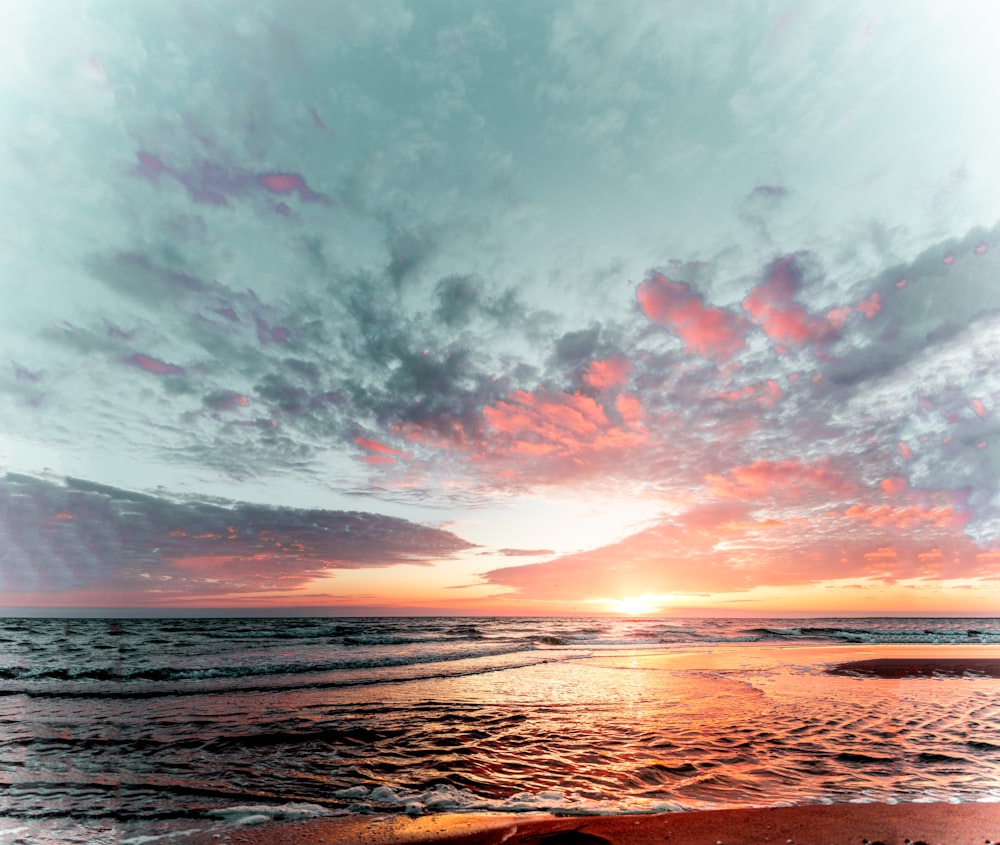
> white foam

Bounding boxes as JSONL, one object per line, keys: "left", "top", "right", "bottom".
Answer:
{"left": 119, "top": 832, "right": 203, "bottom": 845}
{"left": 206, "top": 802, "right": 332, "bottom": 823}
{"left": 368, "top": 786, "right": 401, "bottom": 804}
{"left": 349, "top": 781, "right": 686, "bottom": 816}
{"left": 335, "top": 786, "right": 369, "bottom": 799}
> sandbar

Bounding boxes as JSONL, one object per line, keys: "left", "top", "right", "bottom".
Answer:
{"left": 828, "top": 657, "right": 1000, "bottom": 679}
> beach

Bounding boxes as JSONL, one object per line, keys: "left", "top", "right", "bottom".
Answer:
{"left": 2, "top": 617, "right": 1000, "bottom": 844}
{"left": 181, "top": 803, "right": 1000, "bottom": 845}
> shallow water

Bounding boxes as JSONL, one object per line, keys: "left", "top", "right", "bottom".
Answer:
{"left": 1, "top": 617, "right": 999, "bottom": 844}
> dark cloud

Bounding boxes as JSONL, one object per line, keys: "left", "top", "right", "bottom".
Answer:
{"left": 497, "top": 548, "right": 554, "bottom": 557}
{"left": 254, "top": 372, "right": 312, "bottom": 414}
{"left": 434, "top": 275, "right": 481, "bottom": 327}
{"left": 202, "top": 389, "right": 250, "bottom": 412}
{"left": 551, "top": 325, "right": 602, "bottom": 369}
{"left": 819, "top": 222, "right": 1000, "bottom": 389}
{"left": 0, "top": 474, "right": 476, "bottom": 600}
{"left": 748, "top": 185, "right": 788, "bottom": 200}
{"left": 386, "top": 226, "right": 436, "bottom": 288}
{"left": 88, "top": 252, "right": 212, "bottom": 307}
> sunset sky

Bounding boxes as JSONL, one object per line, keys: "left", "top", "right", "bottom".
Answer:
{"left": 2, "top": 0, "right": 1000, "bottom": 616}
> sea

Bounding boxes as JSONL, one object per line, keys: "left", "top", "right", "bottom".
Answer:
{"left": 1, "top": 615, "right": 999, "bottom": 844}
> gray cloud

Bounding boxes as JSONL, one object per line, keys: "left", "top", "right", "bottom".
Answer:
{"left": 0, "top": 474, "right": 476, "bottom": 599}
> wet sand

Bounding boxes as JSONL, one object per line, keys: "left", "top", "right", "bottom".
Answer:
{"left": 187, "top": 650, "right": 1000, "bottom": 844}
{"left": 191, "top": 802, "right": 1000, "bottom": 845}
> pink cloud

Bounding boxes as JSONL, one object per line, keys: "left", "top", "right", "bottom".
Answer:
{"left": 845, "top": 502, "right": 961, "bottom": 531}
{"left": 743, "top": 256, "right": 837, "bottom": 349}
{"left": 583, "top": 356, "right": 632, "bottom": 390}
{"left": 718, "top": 379, "right": 783, "bottom": 408}
{"left": 484, "top": 492, "right": 992, "bottom": 602}
{"left": 485, "top": 390, "right": 607, "bottom": 443}
{"left": 614, "top": 393, "right": 643, "bottom": 426}
{"left": 258, "top": 173, "right": 323, "bottom": 201}
{"left": 856, "top": 291, "right": 882, "bottom": 318}
{"left": 854, "top": 482, "right": 973, "bottom": 532}
{"left": 130, "top": 353, "right": 184, "bottom": 375}
{"left": 259, "top": 174, "right": 305, "bottom": 193}
{"left": 131, "top": 148, "right": 326, "bottom": 206}
{"left": 705, "top": 459, "right": 847, "bottom": 501}
{"left": 880, "top": 476, "right": 909, "bottom": 496}
{"left": 636, "top": 274, "right": 746, "bottom": 360}
{"left": 826, "top": 306, "right": 853, "bottom": 330}
{"left": 864, "top": 546, "right": 898, "bottom": 562}
{"left": 354, "top": 436, "right": 409, "bottom": 465}
{"left": 471, "top": 388, "right": 649, "bottom": 479}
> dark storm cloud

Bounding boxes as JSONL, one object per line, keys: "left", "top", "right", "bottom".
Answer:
{"left": 0, "top": 473, "right": 476, "bottom": 598}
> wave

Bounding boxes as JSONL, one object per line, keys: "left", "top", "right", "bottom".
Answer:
{"left": 0, "top": 641, "right": 538, "bottom": 687}
{"left": 735, "top": 625, "right": 1000, "bottom": 645}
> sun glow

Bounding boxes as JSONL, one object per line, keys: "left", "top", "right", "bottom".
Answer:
{"left": 612, "top": 595, "right": 659, "bottom": 615}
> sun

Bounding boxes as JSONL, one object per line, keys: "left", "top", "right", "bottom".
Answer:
{"left": 613, "top": 595, "right": 657, "bottom": 616}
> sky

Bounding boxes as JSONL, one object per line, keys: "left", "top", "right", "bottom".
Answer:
{"left": 2, "top": 0, "right": 1000, "bottom": 617}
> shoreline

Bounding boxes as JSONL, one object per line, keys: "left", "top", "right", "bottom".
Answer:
{"left": 187, "top": 802, "right": 1000, "bottom": 845}
{"left": 179, "top": 649, "right": 1000, "bottom": 844}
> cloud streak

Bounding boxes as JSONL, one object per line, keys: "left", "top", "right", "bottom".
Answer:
{"left": 0, "top": 474, "right": 475, "bottom": 605}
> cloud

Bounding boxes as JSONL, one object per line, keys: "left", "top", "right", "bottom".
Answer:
{"left": 479, "top": 388, "right": 647, "bottom": 467}
{"left": 131, "top": 353, "right": 185, "bottom": 376}
{"left": 582, "top": 355, "right": 632, "bottom": 390}
{"left": 636, "top": 273, "right": 747, "bottom": 360}
{"left": 0, "top": 473, "right": 475, "bottom": 603}
{"left": 354, "top": 435, "right": 410, "bottom": 465}
{"left": 742, "top": 255, "right": 838, "bottom": 351}
{"left": 483, "top": 489, "right": 993, "bottom": 602}
{"left": 748, "top": 185, "right": 787, "bottom": 200}
{"left": 705, "top": 459, "right": 849, "bottom": 503}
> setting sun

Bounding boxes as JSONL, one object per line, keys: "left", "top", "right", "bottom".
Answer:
{"left": 612, "top": 595, "right": 660, "bottom": 616}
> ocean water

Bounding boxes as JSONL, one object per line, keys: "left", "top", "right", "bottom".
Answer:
{"left": 1, "top": 616, "right": 999, "bottom": 844}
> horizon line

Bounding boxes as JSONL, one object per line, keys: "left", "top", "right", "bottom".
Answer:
{"left": 2, "top": 607, "right": 999, "bottom": 619}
